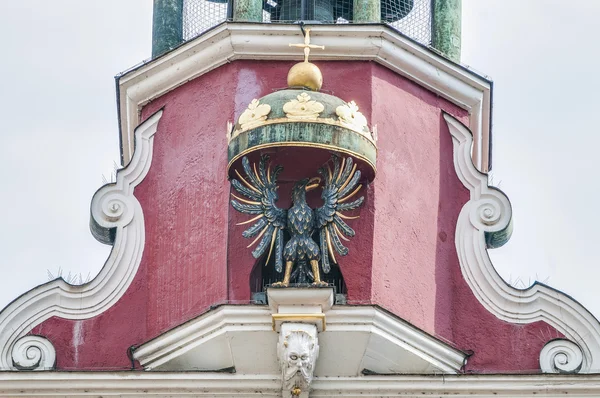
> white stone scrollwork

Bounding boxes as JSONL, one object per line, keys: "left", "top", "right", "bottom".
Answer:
{"left": 0, "top": 110, "right": 163, "bottom": 370}
{"left": 11, "top": 336, "right": 56, "bottom": 370}
{"left": 469, "top": 195, "right": 506, "bottom": 230}
{"left": 540, "top": 339, "right": 584, "bottom": 374}
{"left": 445, "top": 112, "right": 600, "bottom": 373}
{"left": 92, "top": 190, "right": 136, "bottom": 228}
{"left": 278, "top": 323, "right": 319, "bottom": 398}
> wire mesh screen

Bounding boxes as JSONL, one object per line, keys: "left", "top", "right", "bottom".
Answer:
{"left": 183, "top": 0, "right": 229, "bottom": 40}
{"left": 262, "top": 0, "right": 430, "bottom": 45}
{"left": 386, "top": 0, "right": 431, "bottom": 44}
{"left": 182, "top": 0, "right": 431, "bottom": 46}
{"left": 263, "top": 0, "right": 353, "bottom": 23}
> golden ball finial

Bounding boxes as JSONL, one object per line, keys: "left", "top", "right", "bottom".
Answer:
{"left": 287, "top": 62, "right": 323, "bottom": 91}
{"left": 288, "top": 29, "right": 324, "bottom": 91}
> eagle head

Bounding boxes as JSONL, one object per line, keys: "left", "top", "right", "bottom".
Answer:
{"left": 292, "top": 177, "right": 321, "bottom": 203}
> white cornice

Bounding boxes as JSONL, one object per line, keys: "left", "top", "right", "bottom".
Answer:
{"left": 133, "top": 305, "right": 466, "bottom": 374}
{"left": 0, "top": 110, "right": 163, "bottom": 370}
{"left": 117, "top": 23, "right": 491, "bottom": 171}
{"left": 444, "top": 113, "right": 600, "bottom": 373}
{"left": 2, "top": 372, "right": 600, "bottom": 397}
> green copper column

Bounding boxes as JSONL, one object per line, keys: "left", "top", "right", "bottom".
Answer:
{"left": 432, "top": 0, "right": 461, "bottom": 63}
{"left": 152, "top": 0, "right": 184, "bottom": 58}
{"left": 233, "top": 0, "right": 262, "bottom": 22}
{"left": 353, "top": 0, "right": 381, "bottom": 23}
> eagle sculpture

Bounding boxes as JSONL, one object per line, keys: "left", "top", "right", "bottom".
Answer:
{"left": 230, "top": 154, "right": 364, "bottom": 287}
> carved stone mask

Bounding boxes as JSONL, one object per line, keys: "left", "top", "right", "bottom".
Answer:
{"left": 279, "top": 328, "right": 319, "bottom": 385}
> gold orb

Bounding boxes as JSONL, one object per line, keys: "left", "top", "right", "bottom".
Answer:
{"left": 287, "top": 62, "right": 323, "bottom": 91}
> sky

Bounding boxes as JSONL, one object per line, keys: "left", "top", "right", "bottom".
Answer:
{"left": 0, "top": 1, "right": 599, "bottom": 318}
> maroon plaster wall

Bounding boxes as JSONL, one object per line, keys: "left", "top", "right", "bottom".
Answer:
{"left": 29, "top": 60, "right": 559, "bottom": 372}
{"left": 367, "top": 65, "right": 557, "bottom": 371}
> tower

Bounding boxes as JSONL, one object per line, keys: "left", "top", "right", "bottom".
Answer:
{"left": 1, "top": 1, "right": 600, "bottom": 396}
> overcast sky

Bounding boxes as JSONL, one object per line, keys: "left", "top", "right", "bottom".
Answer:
{"left": 0, "top": 1, "right": 598, "bottom": 318}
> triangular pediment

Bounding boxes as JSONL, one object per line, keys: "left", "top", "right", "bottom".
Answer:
{"left": 132, "top": 303, "right": 466, "bottom": 375}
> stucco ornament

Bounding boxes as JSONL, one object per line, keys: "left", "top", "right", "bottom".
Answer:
{"left": 278, "top": 323, "right": 319, "bottom": 398}
{"left": 283, "top": 92, "right": 325, "bottom": 120}
{"left": 11, "top": 335, "right": 56, "bottom": 370}
{"left": 336, "top": 101, "right": 368, "bottom": 133}
{"left": 445, "top": 112, "right": 600, "bottom": 372}
{"left": 540, "top": 339, "right": 584, "bottom": 374}
{"left": 238, "top": 99, "right": 271, "bottom": 131}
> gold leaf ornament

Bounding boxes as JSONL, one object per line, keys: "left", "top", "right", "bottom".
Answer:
{"left": 283, "top": 92, "right": 325, "bottom": 120}
{"left": 336, "top": 101, "right": 369, "bottom": 132}
{"left": 239, "top": 99, "right": 271, "bottom": 130}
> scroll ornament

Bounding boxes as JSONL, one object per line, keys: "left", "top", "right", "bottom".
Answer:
{"left": 11, "top": 335, "right": 56, "bottom": 370}
{"left": 540, "top": 339, "right": 584, "bottom": 374}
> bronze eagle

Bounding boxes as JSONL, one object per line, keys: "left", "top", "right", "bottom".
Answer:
{"left": 230, "top": 154, "right": 364, "bottom": 287}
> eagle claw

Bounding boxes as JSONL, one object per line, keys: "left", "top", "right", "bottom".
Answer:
{"left": 311, "top": 281, "right": 329, "bottom": 287}
{"left": 271, "top": 281, "right": 289, "bottom": 288}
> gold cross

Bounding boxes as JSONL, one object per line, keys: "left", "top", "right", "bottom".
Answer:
{"left": 289, "top": 29, "right": 324, "bottom": 63}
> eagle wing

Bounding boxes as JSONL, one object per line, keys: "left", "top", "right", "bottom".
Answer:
{"left": 314, "top": 155, "right": 364, "bottom": 273}
{"left": 230, "top": 155, "right": 287, "bottom": 272}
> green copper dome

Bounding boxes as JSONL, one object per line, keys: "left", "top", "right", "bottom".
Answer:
{"left": 227, "top": 89, "right": 377, "bottom": 181}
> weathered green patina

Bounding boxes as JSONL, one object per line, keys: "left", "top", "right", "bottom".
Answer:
{"left": 229, "top": 122, "right": 376, "bottom": 169}
{"left": 152, "top": 0, "right": 184, "bottom": 58}
{"left": 353, "top": 0, "right": 381, "bottom": 23}
{"left": 233, "top": 0, "right": 263, "bottom": 22}
{"left": 228, "top": 89, "right": 377, "bottom": 179}
{"left": 432, "top": 0, "right": 461, "bottom": 63}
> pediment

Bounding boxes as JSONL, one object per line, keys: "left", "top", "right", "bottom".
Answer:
{"left": 132, "top": 302, "right": 466, "bottom": 375}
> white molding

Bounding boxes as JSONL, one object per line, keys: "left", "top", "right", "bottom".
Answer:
{"left": 268, "top": 288, "right": 334, "bottom": 332}
{"left": 444, "top": 113, "right": 600, "bottom": 373}
{"left": 11, "top": 335, "right": 55, "bottom": 370}
{"left": 0, "top": 110, "right": 163, "bottom": 370}
{"left": 133, "top": 305, "right": 466, "bottom": 374}
{"left": 132, "top": 306, "right": 273, "bottom": 369}
{"left": 2, "top": 372, "right": 600, "bottom": 397}
{"left": 325, "top": 307, "right": 466, "bottom": 373}
{"left": 118, "top": 23, "right": 491, "bottom": 171}
{"left": 540, "top": 339, "right": 584, "bottom": 374}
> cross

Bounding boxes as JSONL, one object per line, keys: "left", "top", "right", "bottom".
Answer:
{"left": 289, "top": 29, "right": 324, "bottom": 63}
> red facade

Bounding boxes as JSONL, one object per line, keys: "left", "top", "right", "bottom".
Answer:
{"left": 31, "top": 60, "right": 559, "bottom": 372}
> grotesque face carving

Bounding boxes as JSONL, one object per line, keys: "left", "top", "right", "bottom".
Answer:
{"left": 277, "top": 324, "right": 319, "bottom": 396}
{"left": 284, "top": 332, "right": 314, "bottom": 383}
